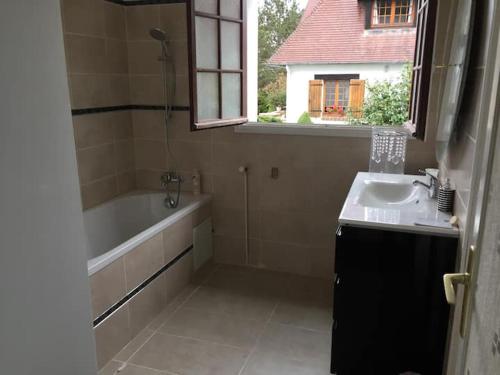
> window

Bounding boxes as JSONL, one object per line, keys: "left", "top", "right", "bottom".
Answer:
{"left": 187, "top": 0, "right": 247, "bottom": 130}
{"left": 308, "top": 75, "right": 365, "bottom": 120}
{"left": 372, "top": 0, "right": 414, "bottom": 27}
{"left": 409, "top": 0, "right": 437, "bottom": 139}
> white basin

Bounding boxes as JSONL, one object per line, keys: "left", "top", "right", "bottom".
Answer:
{"left": 357, "top": 180, "right": 423, "bottom": 210}
{"left": 339, "top": 172, "right": 458, "bottom": 237}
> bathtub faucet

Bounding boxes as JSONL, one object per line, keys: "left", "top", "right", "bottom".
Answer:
{"left": 161, "top": 171, "right": 183, "bottom": 208}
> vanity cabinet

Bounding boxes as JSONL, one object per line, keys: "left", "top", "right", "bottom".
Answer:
{"left": 331, "top": 225, "right": 458, "bottom": 375}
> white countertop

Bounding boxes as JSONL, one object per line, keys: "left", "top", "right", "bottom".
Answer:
{"left": 339, "top": 172, "right": 459, "bottom": 237}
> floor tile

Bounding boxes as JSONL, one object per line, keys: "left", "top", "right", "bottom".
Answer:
{"left": 128, "top": 332, "right": 248, "bottom": 375}
{"left": 114, "top": 328, "right": 155, "bottom": 362}
{"left": 258, "top": 323, "right": 331, "bottom": 362}
{"left": 241, "top": 349, "right": 331, "bottom": 375}
{"left": 271, "top": 299, "right": 332, "bottom": 332}
{"left": 182, "top": 285, "right": 277, "bottom": 321}
{"left": 112, "top": 363, "right": 171, "bottom": 374}
{"left": 159, "top": 307, "right": 265, "bottom": 349}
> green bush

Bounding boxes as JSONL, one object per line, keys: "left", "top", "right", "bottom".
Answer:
{"left": 297, "top": 112, "right": 312, "bottom": 124}
{"left": 349, "top": 63, "right": 412, "bottom": 126}
{"left": 258, "top": 115, "right": 283, "bottom": 123}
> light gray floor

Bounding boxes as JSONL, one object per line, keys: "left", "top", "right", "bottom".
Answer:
{"left": 100, "top": 264, "right": 333, "bottom": 375}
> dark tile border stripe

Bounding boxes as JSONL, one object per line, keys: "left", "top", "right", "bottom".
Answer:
{"left": 105, "top": 0, "right": 185, "bottom": 5}
{"left": 93, "top": 244, "right": 193, "bottom": 328}
{"left": 71, "top": 105, "right": 190, "bottom": 116}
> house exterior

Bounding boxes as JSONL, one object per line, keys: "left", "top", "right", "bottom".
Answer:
{"left": 269, "top": 0, "right": 417, "bottom": 123}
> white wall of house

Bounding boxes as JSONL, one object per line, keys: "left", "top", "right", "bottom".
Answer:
{"left": 285, "top": 62, "right": 406, "bottom": 123}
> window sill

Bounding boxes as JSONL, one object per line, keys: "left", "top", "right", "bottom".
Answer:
{"left": 235, "top": 123, "right": 414, "bottom": 139}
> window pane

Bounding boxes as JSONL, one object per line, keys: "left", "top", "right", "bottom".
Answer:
{"left": 195, "top": 17, "right": 218, "bottom": 69}
{"left": 325, "top": 81, "right": 336, "bottom": 107}
{"left": 195, "top": 0, "right": 217, "bottom": 14}
{"left": 197, "top": 72, "right": 219, "bottom": 120}
{"left": 220, "top": 0, "right": 241, "bottom": 18}
{"left": 338, "top": 80, "right": 350, "bottom": 108}
{"left": 222, "top": 73, "right": 241, "bottom": 118}
{"left": 221, "top": 21, "right": 241, "bottom": 70}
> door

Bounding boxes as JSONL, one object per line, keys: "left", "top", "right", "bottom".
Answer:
{"left": 446, "top": 10, "right": 500, "bottom": 374}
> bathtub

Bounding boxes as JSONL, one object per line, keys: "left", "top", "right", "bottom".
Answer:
{"left": 85, "top": 191, "right": 211, "bottom": 276}
{"left": 85, "top": 191, "right": 212, "bottom": 368}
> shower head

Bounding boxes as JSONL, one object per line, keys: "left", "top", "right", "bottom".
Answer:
{"left": 150, "top": 28, "right": 167, "bottom": 42}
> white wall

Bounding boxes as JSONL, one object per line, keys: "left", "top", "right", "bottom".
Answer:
{"left": 0, "top": 1, "right": 97, "bottom": 374}
{"left": 285, "top": 63, "right": 406, "bottom": 122}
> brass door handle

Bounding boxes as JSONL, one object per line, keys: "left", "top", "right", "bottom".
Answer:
{"left": 443, "top": 273, "right": 470, "bottom": 305}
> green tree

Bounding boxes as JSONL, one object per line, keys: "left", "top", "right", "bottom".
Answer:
{"left": 258, "top": 0, "right": 302, "bottom": 112}
{"left": 349, "top": 63, "right": 412, "bottom": 126}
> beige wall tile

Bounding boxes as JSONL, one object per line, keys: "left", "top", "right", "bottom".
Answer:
{"left": 128, "top": 274, "right": 168, "bottom": 337}
{"left": 69, "top": 74, "right": 109, "bottom": 109}
{"left": 129, "top": 75, "right": 163, "bottom": 105}
{"left": 171, "top": 40, "right": 189, "bottom": 76}
{"left": 213, "top": 235, "right": 246, "bottom": 265}
{"left": 61, "top": 0, "right": 105, "bottom": 36}
{"left": 166, "top": 140, "right": 212, "bottom": 174}
{"left": 108, "top": 74, "right": 131, "bottom": 106}
{"left": 174, "top": 74, "right": 190, "bottom": 106}
{"left": 135, "top": 169, "right": 164, "bottom": 190}
{"left": 127, "top": 41, "right": 162, "bottom": 75}
{"left": 73, "top": 113, "right": 114, "bottom": 149}
{"left": 81, "top": 176, "right": 118, "bottom": 209}
{"left": 126, "top": 5, "right": 161, "bottom": 41}
{"left": 132, "top": 110, "right": 166, "bottom": 140}
{"left": 163, "top": 214, "right": 193, "bottom": 263}
{"left": 124, "top": 233, "right": 164, "bottom": 291}
{"left": 90, "top": 257, "right": 127, "bottom": 319}
{"left": 117, "top": 170, "right": 137, "bottom": 194}
{"left": 134, "top": 139, "right": 167, "bottom": 170}
{"left": 104, "top": 2, "right": 127, "bottom": 40}
{"left": 94, "top": 304, "right": 131, "bottom": 369}
{"left": 111, "top": 111, "right": 134, "bottom": 140}
{"left": 309, "top": 247, "right": 335, "bottom": 280}
{"left": 165, "top": 252, "right": 194, "bottom": 301}
{"left": 64, "top": 34, "right": 107, "bottom": 74}
{"left": 77, "top": 143, "right": 116, "bottom": 184}
{"left": 114, "top": 140, "right": 135, "bottom": 173}
{"left": 159, "top": 4, "right": 188, "bottom": 41}
{"left": 106, "top": 39, "right": 129, "bottom": 74}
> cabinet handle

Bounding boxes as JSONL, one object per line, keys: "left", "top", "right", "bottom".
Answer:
{"left": 333, "top": 319, "right": 338, "bottom": 330}
{"left": 335, "top": 275, "right": 341, "bottom": 287}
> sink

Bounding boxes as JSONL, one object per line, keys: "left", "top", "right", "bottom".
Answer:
{"left": 339, "top": 172, "right": 458, "bottom": 237}
{"left": 357, "top": 180, "right": 424, "bottom": 210}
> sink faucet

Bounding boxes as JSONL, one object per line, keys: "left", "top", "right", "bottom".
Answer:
{"left": 413, "top": 169, "right": 439, "bottom": 198}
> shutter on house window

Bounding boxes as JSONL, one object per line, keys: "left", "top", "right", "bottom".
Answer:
{"left": 308, "top": 80, "right": 323, "bottom": 117}
{"left": 348, "top": 79, "right": 365, "bottom": 118}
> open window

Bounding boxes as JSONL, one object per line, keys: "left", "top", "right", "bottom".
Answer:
{"left": 187, "top": 0, "right": 247, "bottom": 130}
{"left": 186, "top": 0, "right": 437, "bottom": 139}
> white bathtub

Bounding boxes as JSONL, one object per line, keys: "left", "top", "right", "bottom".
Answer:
{"left": 84, "top": 192, "right": 211, "bottom": 276}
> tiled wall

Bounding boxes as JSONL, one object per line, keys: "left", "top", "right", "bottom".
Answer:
{"left": 61, "top": 0, "right": 136, "bottom": 209}
{"left": 437, "top": 0, "right": 493, "bottom": 235}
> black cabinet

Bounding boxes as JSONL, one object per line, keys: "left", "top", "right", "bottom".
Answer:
{"left": 331, "top": 225, "right": 458, "bottom": 375}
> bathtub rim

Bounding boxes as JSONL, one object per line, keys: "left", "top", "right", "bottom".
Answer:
{"left": 87, "top": 192, "right": 211, "bottom": 276}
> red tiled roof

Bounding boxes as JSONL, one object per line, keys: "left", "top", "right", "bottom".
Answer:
{"left": 269, "top": 0, "right": 416, "bottom": 65}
